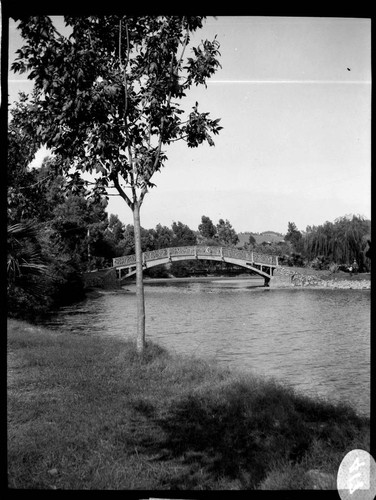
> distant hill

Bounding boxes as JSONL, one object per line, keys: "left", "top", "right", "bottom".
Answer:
{"left": 237, "top": 231, "right": 285, "bottom": 248}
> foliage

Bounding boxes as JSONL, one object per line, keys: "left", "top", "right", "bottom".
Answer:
{"left": 309, "top": 255, "right": 331, "bottom": 271}
{"left": 7, "top": 221, "right": 54, "bottom": 317}
{"left": 171, "top": 221, "right": 197, "bottom": 246}
{"left": 101, "top": 214, "right": 127, "bottom": 258}
{"left": 284, "top": 221, "right": 303, "bottom": 253}
{"left": 8, "top": 105, "right": 49, "bottom": 223}
{"left": 365, "top": 240, "right": 371, "bottom": 259}
{"left": 198, "top": 215, "right": 217, "bottom": 240}
{"left": 304, "top": 215, "right": 371, "bottom": 271}
{"left": 216, "top": 218, "right": 239, "bottom": 246}
{"left": 7, "top": 222, "right": 49, "bottom": 288}
{"left": 279, "top": 252, "right": 305, "bottom": 267}
{"left": 150, "top": 223, "right": 174, "bottom": 249}
{"left": 11, "top": 15, "right": 223, "bottom": 351}
{"left": 107, "top": 214, "right": 125, "bottom": 241}
{"left": 7, "top": 125, "right": 110, "bottom": 317}
{"left": 169, "top": 221, "right": 197, "bottom": 276}
{"left": 248, "top": 234, "right": 256, "bottom": 246}
{"left": 278, "top": 217, "right": 371, "bottom": 271}
{"left": 7, "top": 217, "right": 87, "bottom": 318}
{"left": 143, "top": 265, "right": 171, "bottom": 279}
{"left": 113, "top": 223, "right": 156, "bottom": 256}
{"left": 50, "top": 186, "right": 109, "bottom": 271}
{"left": 8, "top": 95, "right": 38, "bottom": 169}
{"left": 12, "top": 16, "right": 222, "bottom": 207}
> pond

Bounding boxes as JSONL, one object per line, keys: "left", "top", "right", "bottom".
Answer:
{"left": 40, "top": 277, "right": 371, "bottom": 416}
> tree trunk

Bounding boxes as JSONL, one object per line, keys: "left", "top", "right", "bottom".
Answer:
{"left": 132, "top": 201, "right": 146, "bottom": 354}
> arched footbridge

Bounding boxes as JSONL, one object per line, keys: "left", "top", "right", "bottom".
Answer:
{"left": 112, "top": 246, "right": 279, "bottom": 286}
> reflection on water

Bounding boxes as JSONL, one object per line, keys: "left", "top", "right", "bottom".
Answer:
{"left": 40, "top": 279, "right": 370, "bottom": 416}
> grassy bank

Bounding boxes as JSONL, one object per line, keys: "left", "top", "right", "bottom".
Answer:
{"left": 7, "top": 319, "right": 370, "bottom": 490}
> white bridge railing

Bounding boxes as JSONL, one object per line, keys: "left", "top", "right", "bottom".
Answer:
{"left": 112, "top": 246, "right": 278, "bottom": 268}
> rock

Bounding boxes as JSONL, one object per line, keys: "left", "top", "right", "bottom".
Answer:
{"left": 272, "top": 267, "right": 370, "bottom": 290}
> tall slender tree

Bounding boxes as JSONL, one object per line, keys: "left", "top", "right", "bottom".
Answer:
{"left": 198, "top": 215, "right": 217, "bottom": 240}
{"left": 151, "top": 223, "right": 174, "bottom": 249}
{"left": 284, "top": 221, "right": 303, "bottom": 253}
{"left": 171, "top": 221, "right": 197, "bottom": 246}
{"left": 216, "top": 218, "right": 239, "bottom": 246}
{"left": 12, "top": 16, "right": 222, "bottom": 352}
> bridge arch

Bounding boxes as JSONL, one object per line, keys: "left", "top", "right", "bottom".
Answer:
{"left": 113, "top": 246, "right": 279, "bottom": 286}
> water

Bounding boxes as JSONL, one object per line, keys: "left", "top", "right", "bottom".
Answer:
{"left": 40, "top": 278, "right": 371, "bottom": 416}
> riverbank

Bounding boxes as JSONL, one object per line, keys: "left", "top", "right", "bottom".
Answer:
{"left": 129, "top": 269, "right": 371, "bottom": 290}
{"left": 272, "top": 267, "right": 371, "bottom": 289}
{"left": 8, "top": 318, "right": 370, "bottom": 490}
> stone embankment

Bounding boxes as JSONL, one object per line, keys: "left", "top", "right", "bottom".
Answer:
{"left": 272, "top": 267, "right": 370, "bottom": 290}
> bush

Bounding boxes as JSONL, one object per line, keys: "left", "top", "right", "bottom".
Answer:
{"left": 309, "top": 255, "right": 330, "bottom": 270}
{"left": 7, "top": 284, "right": 53, "bottom": 319}
{"left": 7, "top": 259, "right": 86, "bottom": 320}
{"left": 337, "top": 264, "right": 350, "bottom": 273}
{"left": 170, "top": 261, "right": 192, "bottom": 277}
{"left": 328, "top": 263, "right": 339, "bottom": 274}
{"left": 279, "top": 252, "right": 305, "bottom": 267}
{"left": 50, "top": 267, "right": 86, "bottom": 307}
{"left": 144, "top": 265, "right": 170, "bottom": 279}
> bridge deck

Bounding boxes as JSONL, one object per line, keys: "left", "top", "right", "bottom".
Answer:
{"left": 113, "top": 246, "right": 278, "bottom": 269}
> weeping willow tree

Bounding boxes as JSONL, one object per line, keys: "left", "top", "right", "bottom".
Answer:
{"left": 304, "top": 215, "right": 371, "bottom": 271}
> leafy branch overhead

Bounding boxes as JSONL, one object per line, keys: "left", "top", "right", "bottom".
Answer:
{"left": 12, "top": 16, "right": 223, "bottom": 208}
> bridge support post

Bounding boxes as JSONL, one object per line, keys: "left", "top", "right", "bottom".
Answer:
{"left": 264, "top": 276, "right": 270, "bottom": 287}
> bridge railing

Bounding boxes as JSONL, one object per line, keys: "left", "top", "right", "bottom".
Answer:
{"left": 220, "top": 247, "right": 277, "bottom": 265}
{"left": 113, "top": 246, "right": 278, "bottom": 268}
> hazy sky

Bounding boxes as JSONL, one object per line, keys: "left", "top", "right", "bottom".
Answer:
{"left": 8, "top": 16, "right": 371, "bottom": 234}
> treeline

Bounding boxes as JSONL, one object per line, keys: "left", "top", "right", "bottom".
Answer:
{"left": 7, "top": 111, "right": 371, "bottom": 319}
{"left": 7, "top": 116, "right": 243, "bottom": 317}
{"left": 108, "top": 214, "right": 242, "bottom": 279}
{"left": 265, "top": 220, "right": 371, "bottom": 272}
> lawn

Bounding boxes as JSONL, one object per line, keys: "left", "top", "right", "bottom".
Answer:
{"left": 7, "top": 318, "right": 370, "bottom": 490}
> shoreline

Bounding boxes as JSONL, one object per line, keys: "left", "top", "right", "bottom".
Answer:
{"left": 290, "top": 280, "right": 371, "bottom": 290}
{"left": 272, "top": 267, "right": 371, "bottom": 290}
{"left": 85, "top": 266, "right": 370, "bottom": 292}
{"left": 126, "top": 273, "right": 371, "bottom": 290}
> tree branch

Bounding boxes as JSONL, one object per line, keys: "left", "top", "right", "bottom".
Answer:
{"left": 113, "top": 172, "right": 134, "bottom": 209}
{"left": 139, "top": 186, "right": 148, "bottom": 207}
{"left": 122, "top": 20, "right": 130, "bottom": 121}
{"left": 175, "top": 18, "right": 190, "bottom": 74}
{"left": 119, "top": 19, "right": 138, "bottom": 204}
{"left": 149, "top": 21, "right": 190, "bottom": 174}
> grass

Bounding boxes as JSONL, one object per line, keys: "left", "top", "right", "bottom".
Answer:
{"left": 7, "top": 318, "right": 370, "bottom": 490}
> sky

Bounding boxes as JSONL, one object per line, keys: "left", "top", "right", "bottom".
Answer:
{"left": 7, "top": 16, "right": 371, "bottom": 234}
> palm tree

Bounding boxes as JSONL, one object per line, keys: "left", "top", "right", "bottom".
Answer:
{"left": 7, "top": 221, "right": 50, "bottom": 300}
